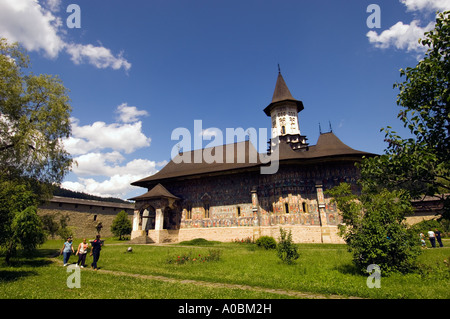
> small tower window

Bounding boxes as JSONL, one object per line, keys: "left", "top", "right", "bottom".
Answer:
{"left": 285, "top": 203, "right": 290, "bottom": 214}
{"left": 281, "top": 126, "right": 286, "bottom": 134}
{"left": 237, "top": 206, "right": 241, "bottom": 217}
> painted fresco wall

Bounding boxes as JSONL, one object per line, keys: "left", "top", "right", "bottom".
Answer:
{"left": 161, "top": 161, "right": 360, "bottom": 229}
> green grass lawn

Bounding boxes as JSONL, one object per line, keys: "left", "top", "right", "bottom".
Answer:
{"left": 0, "top": 238, "right": 449, "bottom": 299}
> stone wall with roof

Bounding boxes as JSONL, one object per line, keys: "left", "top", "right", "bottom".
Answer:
{"left": 38, "top": 197, "right": 134, "bottom": 239}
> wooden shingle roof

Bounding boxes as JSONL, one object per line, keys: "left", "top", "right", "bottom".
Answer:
{"left": 263, "top": 72, "right": 304, "bottom": 116}
{"left": 131, "top": 133, "right": 375, "bottom": 188}
{"left": 129, "top": 183, "right": 180, "bottom": 201}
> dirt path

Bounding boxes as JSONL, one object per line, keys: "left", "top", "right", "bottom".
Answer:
{"left": 101, "top": 269, "right": 361, "bottom": 299}
{"left": 54, "top": 258, "right": 361, "bottom": 299}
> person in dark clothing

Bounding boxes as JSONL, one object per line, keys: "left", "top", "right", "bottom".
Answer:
{"left": 435, "top": 229, "right": 444, "bottom": 248}
{"left": 90, "top": 235, "right": 102, "bottom": 270}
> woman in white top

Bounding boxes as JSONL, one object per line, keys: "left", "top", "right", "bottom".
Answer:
{"left": 76, "top": 238, "right": 89, "bottom": 268}
{"left": 427, "top": 230, "right": 436, "bottom": 248}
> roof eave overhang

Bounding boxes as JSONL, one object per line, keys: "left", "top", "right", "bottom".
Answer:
{"left": 131, "top": 152, "right": 376, "bottom": 189}
{"left": 263, "top": 99, "right": 304, "bottom": 116}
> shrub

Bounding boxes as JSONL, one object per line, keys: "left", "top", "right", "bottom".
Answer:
{"left": 255, "top": 236, "right": 277, "bottom": 250}
{"left": 276, "top": 228, "right": 299, "bottom": 264}
{"left": 111, "top": 210, "right": 132, "bottom": 240}
{"left": 327, "top": 183, "right": 422, "bottom": 274}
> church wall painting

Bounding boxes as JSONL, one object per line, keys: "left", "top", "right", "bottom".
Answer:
{"left": 162, "top": 161, "right": 354, "bottom": 229}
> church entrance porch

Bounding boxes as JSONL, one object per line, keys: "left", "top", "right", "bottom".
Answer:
{"left": 130, "top": 184, "right": 181, "bottom": 244}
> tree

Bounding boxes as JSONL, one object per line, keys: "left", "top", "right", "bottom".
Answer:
{"left": 0, "top": 179, "right": 38, "bottom": 263}
{"left": 276, "top": 228, "right": 299, "bottom": 264}
{"left": 0, "top": 38, "right": 73, "bottom": 186}
{"left": 0, "top": 38, "right": 73, "bottom": 262}
{"left": 41, "top": 214, "right": 60, "bottom": 239}
{"left": 326, "top": 183, "right": 421, "bottom": 274}
{"left": 10, "top": 206, "right": 46, "bottom": 258}
{"left": 111, "top": 210, "right": 132, "bottom": 240}
{"left": 360, "top": 11, "right": 450, "bottom": 220}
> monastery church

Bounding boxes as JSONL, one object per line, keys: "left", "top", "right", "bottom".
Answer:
{"left": 129, "top": 71, "right": 374, "bottom": 244}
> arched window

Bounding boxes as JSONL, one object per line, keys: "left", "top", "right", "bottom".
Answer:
{"left": 185, "top": 201, "right": 192, "bottom": 220}
{"left": 203, "top": 201, "right": 210, "bottom": 219}
{"left": 201, "top": 193, "right": 211, "bottom": 219}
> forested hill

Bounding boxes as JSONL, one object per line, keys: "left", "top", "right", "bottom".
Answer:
{"left": 53, "top": 186, "right": 132, "bottom": 204}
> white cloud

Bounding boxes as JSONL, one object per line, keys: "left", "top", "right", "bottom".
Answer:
{"left": 61, "top": 104, "right": 158, "bottom": 199}
{"left": 44, "top": 0, "right": 62, "bottom": 12}
{"left": 366, "top": 0, "right": 450, "bottom": 54}
{"left": 367, "top": 20, "right": 435, "bottom": 52}
{"left": 62, "top": 158, "right": 161, "bottom": 199}
{"left": 65, "top": 43, "right": 132, "bottom": 71}
{"left": 400, "top": 0, "right": 450, "bottom": 12}
{"left": 200, "top": 128, "right": 221, "bottom": 139}
{"left": 116, "top": 103, "right": 149, "bottom": 123}
{"left": 63, "top": 103, "right": 150, "bottom": 155}
{"left": 0, "top": 0, "right": 131, "bottom": 71}
{"left": 0, "top": 0, "right": 64, "bottom": 58}
{"left": 65, "top": 117, "right": 151, "bottom": 155}
{"left": 71, "top": 152, "right": 157, "bottom": 178}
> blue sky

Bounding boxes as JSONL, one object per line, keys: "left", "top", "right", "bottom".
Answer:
{"left": 1, "top": 0, "right": 449, "bottom": 199}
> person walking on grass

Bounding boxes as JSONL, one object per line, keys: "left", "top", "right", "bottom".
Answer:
{"left": 435, "top": 229, "right": 444, "bottom": 248}
{"left": 419, "top": 232, "right": 427, "bottom": 248}
{"left": 428, "top": 230, "right": 436, "bottom": 248}
{"left": 60, "top": 236, "right": 74, "bottom": 266}
{"left": 90, "top": 235, "right": 102, "bottom": 270}
{"left": 76, "top": 238, "right": 89, "bottom": 268}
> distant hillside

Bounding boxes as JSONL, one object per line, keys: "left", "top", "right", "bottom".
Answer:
{"left": 53, "top": 186, "right": 132, "bottom": 204}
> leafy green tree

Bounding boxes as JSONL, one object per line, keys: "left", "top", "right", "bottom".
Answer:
{"left": 0, "top": 38, "right": 73, "bottom": 262}
{"left": 360, "top": 11, "right": 450, "bottom": 220}
{"left": 40, "top": 214, "right": 60, "bottom": 239}
{"left": 276, "top": 228, "right": 299, "bottom": 264}
{"left": 55, "top": 213, "right": 73, "bottom": 240}
{"left": 326, "top": 183, "right": 421, "bottom": 274}
{"left": 0, "top": 38, "right": 72, "bottom": 186}
{"left": 111, "top": 210, "right": 132, "bottom": 240}
{"left": 11, "top": 206, "right": 46, "bottom": 256}
{"left": 0, "top": 179, "right": 39, "bottom": 263}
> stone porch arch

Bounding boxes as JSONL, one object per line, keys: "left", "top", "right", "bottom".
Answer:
{"left": 130, "top": 183, "right": 180, "bottom": 243}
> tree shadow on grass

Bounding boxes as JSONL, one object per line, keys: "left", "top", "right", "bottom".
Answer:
{"left": 0, "top": 249, "right": 57, "bottom": 283}
{"left": 334, "top": 263, "right": 361, "bottom": 276}
{"left": 1, "top": 249, "right": 58, "bottom": 268}
{"left": 0, "top": 269, "right": 38, "bottom": 283}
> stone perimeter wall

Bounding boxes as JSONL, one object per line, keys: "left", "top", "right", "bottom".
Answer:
{"left": 38, "top": 199, "right": 134, "bottom": 239}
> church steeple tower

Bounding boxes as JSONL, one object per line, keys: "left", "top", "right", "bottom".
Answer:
{"left": 264, "top": 70, "right": 308, "bottom": 152}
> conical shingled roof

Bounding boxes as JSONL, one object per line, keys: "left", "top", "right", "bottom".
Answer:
{"left": 263, "top": 72, "right": 304, "bottom": 116}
